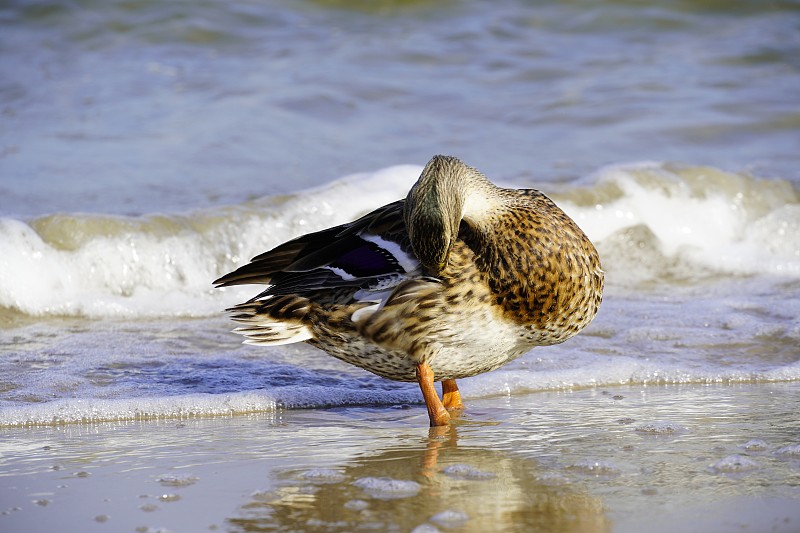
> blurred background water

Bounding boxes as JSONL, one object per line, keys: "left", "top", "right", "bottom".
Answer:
{"left": 2, "top": 0, "right": 798, "bottom": 217}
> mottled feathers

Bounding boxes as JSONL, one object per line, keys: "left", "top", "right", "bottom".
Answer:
{"left": 214, "top": 155, "right": 604, "bottom": 383}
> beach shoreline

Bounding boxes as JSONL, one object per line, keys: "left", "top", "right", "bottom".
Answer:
{"left": 3, "top": 382, "right": 798, "bottom": 532}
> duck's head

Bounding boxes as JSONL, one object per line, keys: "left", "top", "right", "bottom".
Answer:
{"left": 404, "top": 155, "right": 494, "bottom": 273}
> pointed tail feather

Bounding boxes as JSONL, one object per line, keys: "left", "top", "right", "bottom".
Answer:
{"left": 225, "top": 296, "right": 314, "bottom": 346}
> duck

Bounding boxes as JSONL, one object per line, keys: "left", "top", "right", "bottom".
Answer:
{"left": 214, "top": 155, "right": 604, "bottom": 427}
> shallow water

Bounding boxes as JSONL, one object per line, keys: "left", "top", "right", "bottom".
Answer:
{"left": 2, "top": 384, "right": 798, "bottom": 532}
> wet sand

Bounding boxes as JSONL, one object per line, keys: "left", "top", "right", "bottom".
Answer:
{"left": 2, "top": 382, "right": 799, "bottom": 532}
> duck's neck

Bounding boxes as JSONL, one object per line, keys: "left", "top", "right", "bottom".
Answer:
{"left": 404, "top": 155, "right": 500, "bottom": 272}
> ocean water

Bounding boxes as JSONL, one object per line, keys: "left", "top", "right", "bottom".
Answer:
{"left": 1, "top": 384, "right": 799, "bottom": 532}
{"left": 1, "top": 0, "right": 799, "bottom": 427}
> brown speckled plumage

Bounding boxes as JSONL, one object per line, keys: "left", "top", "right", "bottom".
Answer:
{"left": 215, "top": 155, "right": 604, "bottom": 426}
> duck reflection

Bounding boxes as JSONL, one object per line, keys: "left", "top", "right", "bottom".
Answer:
{"left": 228, "top": 426, "right": 609, "bottom": 532}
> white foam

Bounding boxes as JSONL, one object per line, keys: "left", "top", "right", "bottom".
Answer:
{"left": 3, "top": 161, "right": 799, "bottom": 318}
{"left": 156, "top": 474, "right": 199, "bottom": 487}
{"left": 297, "top": 469, "right": 347, "bottom": 484}
{"left": 2, "top": 355, "right": 794, "bottom": 428}
{"left": 410, "top": 525, "right": 442, "bottom": 533}
{"left": 565, "top": 459, "right": 621, "bottom": 476}
{"left": 352, "top": 477, "right": 421, "bottom": 500}
{"left": 774, "top": 445, "right": 800, "bottom": 457}
{"left": 0, "top": 165, "right": 421, "bottom": 318}
{"left": 741, "top": 439, "right": 769, "bottom": 452}
{"left": 0, "top": 392, "right": 280, "bottom": 427}
{"left": 343, "top": 499, "right": 369, "bottom": 511}
{"left": 441, "top": 464, "right": 495, "bottom": 480}
{"left": 455, "top": 356, "right": 800, "bottom": 402}
{"left": 711, "top": 455, "right": 760, "bottom": 473}
{"left": 559, "top": 162, "right": 800, "bottom": 280}
{"left": 634, "top": 421, "right": 688, "bottom": 435}
{"left": 429, "top": 510, "right": 469, "bottom": 528}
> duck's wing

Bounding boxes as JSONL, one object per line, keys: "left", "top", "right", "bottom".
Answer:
{"left": 213, "top": 200, "right": 420, "bottom": 302}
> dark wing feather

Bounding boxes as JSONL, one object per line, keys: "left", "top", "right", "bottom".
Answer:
{"left": 213, "top": 226, "right": 346, "bottom": 287}
{"left": 213, "top": 200, "right": 414, "bottom": 300}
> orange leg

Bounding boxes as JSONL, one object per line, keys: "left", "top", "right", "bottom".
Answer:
{"left": 416, "top": 362, "right": 450, "bottom": 427}
{"left": 441, "top": 379, "right": 463, "bottom": 411}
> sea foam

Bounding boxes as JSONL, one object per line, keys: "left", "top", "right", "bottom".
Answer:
{"left": 1, "top": 162, "right": 798, "bottom": 318}
{"left": 557, "top": 162, "right": 800, "bottom": 282}
{"left": 0, "top": 165, "right": 419, "bottom": 318}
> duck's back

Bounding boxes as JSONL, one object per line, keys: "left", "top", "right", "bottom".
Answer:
{"left": 348, "top": 188, "right": 604, "bottom": 381}
{"left": 215, "top": 156, "right": 603, "bottom": 383}
{"left": 468, "top": 189, "right": 604, "bottom": 345}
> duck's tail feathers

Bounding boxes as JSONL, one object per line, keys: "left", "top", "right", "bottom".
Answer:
{"left": 226, "top": 296, "right": 314, "bottom": 346}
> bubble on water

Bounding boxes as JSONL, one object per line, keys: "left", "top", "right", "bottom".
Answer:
{"left": 297, "top": 468, "right": 347, "bottom": 484}
{"left": 305, "top": 519, "right": 349, "bottom": 528}
{"left": 250, "top": 489, "right": 272, "bottom": 501}
{"left": 441, "top": 464, "right": 495, "bottom": 480}
{"left": 33, "top": 499, "right": 51, "bottom": 506}
{"left": 566, "top": 459, "right": 621, "bottom": 476}
{"left": 156, "top": 474, "right": 198, "bottom": 487}
{"left": 711, "top": 454, "right": 760, "bottom": 473}
{"left": 775, "top": 444, "right": 800, "bottom": 457}
{"left": 94, "top": 514, "right": 110, "bottom": 523}
{"left": 410, "top": 524, "right": 441, "bottom": 533}
{"left": 297, "top": 485, "right": 318, "bottom": 495}
{"left": 634, "top": 421, "right": 687, "bottom": 434}
{"left": 429, "top": 510, "right": 469, "bottom": 528}
{"left": 352, "top": 477, "right": 421, "bottom": 500}
{"left": 74, "top": 471, "right": 91, "bottom": 478}
{"left": 535, "top": 471, "right": 571, "bottom": 485}
{"left": 343, "top": 499, "right": 369, "bottom": 511}
{"left": 158, "top": 494, "right": 181, "bottom": 503}
{"left": 139, "top": 503, "right": 160, "bottom": 512}
{"left": 741, "top": 439, "right": 769, "bottom": 451}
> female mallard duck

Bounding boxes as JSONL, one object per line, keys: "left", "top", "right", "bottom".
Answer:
{"left": 214, "top": 155, "right": 604, "bottom": 427}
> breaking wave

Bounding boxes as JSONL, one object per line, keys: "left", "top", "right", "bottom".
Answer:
{"left": 1, "top": 162, "right": 798, "bottom": 318}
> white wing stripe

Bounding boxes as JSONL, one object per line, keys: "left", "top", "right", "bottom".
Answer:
{"left": 359, "top": 234, "right": 419, "bottom": 273}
